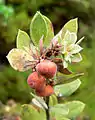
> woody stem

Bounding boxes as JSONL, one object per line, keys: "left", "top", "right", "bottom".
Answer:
{"left": 45, "top": 96, "right": 50, "bottom": 120}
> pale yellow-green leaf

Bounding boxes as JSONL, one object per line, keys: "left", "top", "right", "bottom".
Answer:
{"left": 54, "top": 79, "right": 81, "bottom": 97}
{"left": 64, "top": 101, "right": 85, "bottom": 118}
{"left": 6, "top": 48, "right": 34, "bottom": 71}
{"left": 49, "top": 94, "right": 58, "bottom": 106}
{"left": 16, "top": 29, "right": 31, "bottom": 50}
{"left": 61, "top": 18, "right": 78, "bottom": 39}
{"left": 71, "top": 53, "right": 82, "bottom": 63}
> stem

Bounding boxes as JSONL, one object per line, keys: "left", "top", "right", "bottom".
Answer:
{"left": 45, "top": 96, "right": 50, "bottom": 120}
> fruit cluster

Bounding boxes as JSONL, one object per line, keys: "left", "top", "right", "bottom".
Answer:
{"left": 27, "top": 60, "right": 57, "bottom": 97}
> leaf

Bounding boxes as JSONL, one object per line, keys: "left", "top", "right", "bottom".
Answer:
{"left": 6, "top": 48, "right": 34, "bottom": 71}
{"left": 64, "top": 101, "right": 85, "bottom": 118}
{"left": 43, "top": 15, "right": 54, "bottom": 46}
{"left": 30, "top": 11, "right": 47, "bottom": 46}
{"left": 21, "top": 104, "right": 46, "bottom": 120}
{"left": 55, "top": 72, "right": 84, "bottom": 85}
{"left": 16, "top": 29, "right": 31, "bottom": 50}
{"left": 49, "top": 94, "right": 58, "bottom": 106}
{"left": 70, "top": 44, "right": 83, "bottom": 54}
{"left": 63, "top": 30, "right": 77, "bottom": 46}
{"left": 50, "top": 104, "right": 69, "bottom": 119}
{"left": 30, "top": 92, "right": 48, "bottom": 110}
{"left": 54, "top": 79, "right": 81, "bottom": 97}
{"left": 71, "top": 53, "right": 82, "bottom": 63}
{"left": 61, "top": 18, "right": 78, "bottom": 39}
{"left": 32, "top": 98, "right": 48, "bottom": 110}
{"left": 53, "top": 18, "right": 78, "bottom": 44}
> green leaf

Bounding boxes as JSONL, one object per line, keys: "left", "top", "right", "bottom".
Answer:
{"left": 49, "top": 94, "right": 58, "bottom": 106}
{"left": 30, "top": 11, "right": 47, "bottom": 46}
{"left": 50, "top": 104, "right": 69, "bottom": 119}
{"left": 16, "top": 29, "right": 31, "bottom": 50}
{"left": 43, "top": 15, "right": 54, "bottom": 46}
{"left": 61, "top": 18, "right": 78, "bottom": 39}
{"left": 6, "top": 48, "right": 34, "bottom": 71}
{"left": 71, "top": 53, "right": 82, "bottom": 63}
{"left": 52, "top": 18, "right": 78, "bottom": 45}
{"left": 54, "top": 79, "right": 81, "bottom": 97}
{"left": 64, "top": 101, "right": 85, "bottom": 118}
{"left": 56, "top": 72, "right": 84, "bottom": 85}
{"left": 21, "top": 104, "right": 46, "bottom": 120}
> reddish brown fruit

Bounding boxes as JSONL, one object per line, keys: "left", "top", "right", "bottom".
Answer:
{"left": 36, "top": 85, "right": 54, "bottom": 97}
{"left": 27, "top": 72, "right": 46, "bottom": 91}
{"left": 36, "top": 60, "right": 57, "bottom": 78}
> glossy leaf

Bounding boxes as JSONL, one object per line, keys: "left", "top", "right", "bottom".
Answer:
{"left": 54, "top": 79, "right": 81, "bottom": 97}
{"left": 6, "top": 48, "right": 34, "bottom": 71}
{"left": 64, "top": 101, "right": 85, "bottom": 118}
{"left": 30, "top": 11, "right": 47, "bottom": 46}
{"left": 16, "top": 29, "right": 31, "bottom": 50}
{"left": 43, "top": 15, "right": 54, "bottom": 46}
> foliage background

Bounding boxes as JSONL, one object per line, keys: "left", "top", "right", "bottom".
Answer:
{"left": 0, "top": 0, "right": 95, "bottom": 119}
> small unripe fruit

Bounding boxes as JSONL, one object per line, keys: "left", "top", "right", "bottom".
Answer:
{"left": 36, "top": 60, "right": 57, "bottom": 78}
{"left": 27, "top": 72, "right": 46, "bottom": 91}
{"left": 36, "top": 85, "right": 54, "bottom": 97}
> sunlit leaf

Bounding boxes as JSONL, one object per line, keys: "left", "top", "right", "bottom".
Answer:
{"left": 43, "top": 15, "right": 54, "bottom": 46}
{"left": 53, "top": 18, "right": 78, "bottom": 45}
{"left": 30, "top": 11, "right": 47, "bottom": 46}
{"left": 64, "top": 101, "right": 85, "bottom": 118}
{"left": 16, "top": 29, "right": 31, "bottom": 50}
{"left": 61, "top": 18, "right": 78, "bottom": 39}
{"left": 6, "top": 48, "right": 34, "bottom": 71}
{"left": 54, "top": 79, "right": 81, "bottom": 97}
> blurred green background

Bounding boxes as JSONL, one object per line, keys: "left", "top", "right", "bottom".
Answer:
{"left": 0, "top": 0, "right": 95, "bottom": 119}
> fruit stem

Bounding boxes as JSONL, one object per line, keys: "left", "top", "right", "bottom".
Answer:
{"left": 45, "top": 96, "right": 50, "bottom": 120}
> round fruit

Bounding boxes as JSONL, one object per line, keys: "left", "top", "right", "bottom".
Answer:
{"left": 36, "top": 60, "right": 57, "bottom": 78}
{"left": 27, "top": 72, "right": 46, "bottom": 91}
{"left": 36, "top": 85, "right": 54, "bottom": 97}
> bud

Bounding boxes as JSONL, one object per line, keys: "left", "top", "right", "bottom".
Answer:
{"left": 36, "top": 85, "right": 54, "bottom": 97}
{"left": 36, "top": 60, "right": 57, "bottom": 78}
{"left": 27, "top": 72, "right": 46, "bottom": 91}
